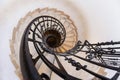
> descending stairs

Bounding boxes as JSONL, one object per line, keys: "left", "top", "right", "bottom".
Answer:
{"left": 10, "top": 8, "right": 107, "bottom": 80}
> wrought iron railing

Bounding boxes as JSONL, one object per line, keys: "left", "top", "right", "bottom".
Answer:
{"left": 20, "top": 15, "right": 120, "bottom": 80}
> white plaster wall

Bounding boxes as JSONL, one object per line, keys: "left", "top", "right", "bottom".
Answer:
{"left": 0, "top": 0, "right": 120, "bottom": 80}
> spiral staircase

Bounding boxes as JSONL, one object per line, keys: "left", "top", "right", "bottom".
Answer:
{"left": 10, "top": 8, "right": 120, "bottom": 80}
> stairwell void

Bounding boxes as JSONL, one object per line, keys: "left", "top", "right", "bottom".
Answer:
{"left": 8, "top": 0, "right": 120, "bottom": 80}
{"left": 10, "top": 8, "right": 120, "bottom": 80}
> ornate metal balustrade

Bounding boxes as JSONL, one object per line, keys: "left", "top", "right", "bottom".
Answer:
{"left": 20, "top": 15, "right": 120, "bottom": 80}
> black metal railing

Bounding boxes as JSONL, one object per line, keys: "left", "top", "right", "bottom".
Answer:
{"left": 20, "top": 15, "right": 120, "bottom": 80}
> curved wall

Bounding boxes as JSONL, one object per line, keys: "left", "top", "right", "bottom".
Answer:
{"left": 0, "top": 0, "right": 120, "bottom": 79}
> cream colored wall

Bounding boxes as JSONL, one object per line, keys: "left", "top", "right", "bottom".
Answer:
{"left": 0, "top": 0, "right": 120, "bottom": 80}
{"left": 76, "top": 0, "right": 120, "bottom": 43}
